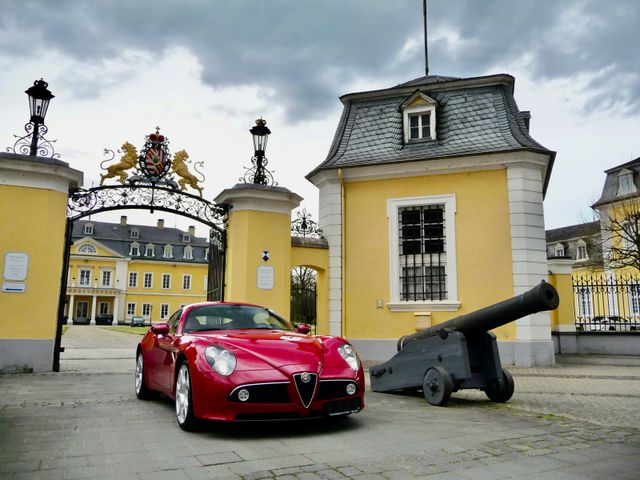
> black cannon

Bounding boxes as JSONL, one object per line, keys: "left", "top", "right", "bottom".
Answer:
{"left": 369, "top": 281, "right": 559, "bottom": 406}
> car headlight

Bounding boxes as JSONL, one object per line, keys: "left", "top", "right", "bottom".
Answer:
{"left": 337, "top": 343, "right": 359, "bottom": 371}
{"left": 204, "top": 345, "right": 236, "bottom": 376}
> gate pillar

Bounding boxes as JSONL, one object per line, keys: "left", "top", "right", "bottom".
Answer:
{"left": 0, "top": 153, "right": 82, "bottom": 372}
{"left": 215, "top": 184, "right": 302, "bottom": 317}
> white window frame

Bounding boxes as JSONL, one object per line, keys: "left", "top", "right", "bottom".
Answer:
{"left": 554, "top": 243, "right": 565, "bottom": 257}
{"left": 79, "top": 268, "right": 92, "bottom": 287}
{"left": 163, "top": 244, "right": 173, "bottom": 259}
{"left": 204, "top": 275, "right": 208, "bottom": 291}
{"left": 162, "top": 273, "right": 171, "bottom": 289}
{"left": 130, "top": 228, "right": 139, "bottom": 239}
{"left": 182, "top": 234, "right": 191, "bottom": 243}
{"left": 143, "top": 272, "right": 153, "bottom": 289}
{"left": 77, "top": 243, "right": 96, "bottom": 254}
{"left": 576, "top": 240, "right": 588, "bottom": 261}
{"left": 128, "top": 272, "right": 138, "bottom": 288}
{"left": 142, "top": 303, "right": 152, "bottom": 319}
{"left": 129, "top": 242, "right": 140, "bottom": 256}
{"left": 387, "top": 194, "right": 459, "bottom": 311}
{"left": 182, "top": 274, "right": 192, "bottom": 290}
{"left": 98, "top": 302, "right": 109, "bottom": 315}
{"left": 160, "top": 303, "right": 170, "bottom": 320}
{"left": 145, "top": 244, "right": 155, "bottom": 257}
{"left": 183, "top": 246, "right": 193, "bottom": 260}
{"left": 402, "top": 92, "right": 437, "bottom": 143}
{"left": 83, "top": 224, "right": 94, "bottom": 235}
{"left": 100, "top": 269, "right": 113, "bottom": 288}
{"left": 126, "top": 303, "right": 136, "bottom": 317}
{"left": 617, "top": 171, "right": 636, "bottom": 196}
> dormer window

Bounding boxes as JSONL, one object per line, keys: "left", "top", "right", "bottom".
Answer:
{"left": 617, "top": 169, "right": 636, "bottom": 196}
{"left": 182, "top": 234, "right": 191, "bottom": 243}
{"left": 77, "top": 243, "right": 96, "bottom": 254}
{"left": 163, "top": 244, "right": 173, "bottom": 259}
{"left": 83, "top": 223, "right": 94, "bottom": 235}
{"left": 130, "top": 228, "right": 139, "bottom": 239}
{"left": 145, "top": 244, "right": 155, "bottom": 257}
{"left": 183, "top": 245, "right": 193, "bottom": 260}
{"left": 402, "top": 91, "right": 438, "bottom": 143}
{"left": 576, "top": 240, "right": 588, "bottom": 261}
{"left": 554, "top": 243, "right": 565, "bottom": 257}
{"left": 129, "top": 242, "right": 140, "bottom": 256}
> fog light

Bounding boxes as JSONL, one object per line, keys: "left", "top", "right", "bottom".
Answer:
{"left": 238, "top": 389, "right": 250, "bottom": 402}
{"left": 346, "top": 383, "right": 357, "bottom": 395}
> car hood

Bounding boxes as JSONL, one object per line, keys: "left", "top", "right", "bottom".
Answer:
{"left": 192, "top": 330, "right": 325, "bottom": 369}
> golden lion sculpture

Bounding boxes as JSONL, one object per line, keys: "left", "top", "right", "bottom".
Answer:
{"left": 171, "top": 150, "right": 204, "bottom": 197}
{"left": 100, "top": 142, "right": 138, "bottom": 185}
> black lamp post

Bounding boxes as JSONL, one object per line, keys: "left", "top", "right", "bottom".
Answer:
{"left": 249, "top": 118, "right": 271, "bottom": 185}
{"left": 25, "top": 79, "right": 54, "bottom": 156}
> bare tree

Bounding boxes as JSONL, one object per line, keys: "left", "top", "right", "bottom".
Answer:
{"left": 290, "top": 267, "right": 317, "bottom": 327}
{"left": 598, "top": 200, "right": 640, "bottom": 273}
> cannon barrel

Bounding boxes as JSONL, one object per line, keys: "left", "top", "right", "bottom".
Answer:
{"left": 397, "top": 281, "right": 559, "bottom": 351}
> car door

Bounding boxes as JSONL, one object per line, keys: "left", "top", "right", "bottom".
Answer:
{"left": 147, "top": 309, "right": 182, "bottom": 393}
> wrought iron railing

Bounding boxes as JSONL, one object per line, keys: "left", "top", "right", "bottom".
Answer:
{"left": 573, "top": 274, "right": 640, "bottom": 332}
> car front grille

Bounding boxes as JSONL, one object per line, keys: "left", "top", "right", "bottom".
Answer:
{"left": 228, "top": 382, "right": 291, "bottom": 403}
{"left": 316, "top": 379, "right": 359, "bottom": 400}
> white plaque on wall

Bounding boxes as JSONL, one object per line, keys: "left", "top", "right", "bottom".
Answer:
{"left": 3, "top": 252, "right": 29, "bottom": 281}
{"left": 257, "top": 266, "right": 274, "bottom": 290}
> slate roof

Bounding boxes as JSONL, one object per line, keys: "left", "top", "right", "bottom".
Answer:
{"left": 72, "top": 220, "right": 209, "bottom": 264}
{"left": 308, "top": 74, "right": 555, "bottom": 192}
{"left": 546, "top": 221, "right": 600, "bottom": 243}
{"left": 592, "top": 156, "right": 640, "bottom": 208}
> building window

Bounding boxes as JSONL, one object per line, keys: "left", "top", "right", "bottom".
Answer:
{"left": 142, "top": 303, "right": 152, "bottom": 318}
{"left": 128, "top": 272, "right": 138, "bottom": 288}
{"left": 143, "top": 273, "right": 153, "bottom": 289}
{"left": 388, "top": 195, "right": 458, "bottom": 311}
{"left": 162, "top": 273, "right": 171, "bottom": 289}
{"left": 183, "top": 275, "right": 192, "bottom": 290}
{"left": 163, "top": 244, "right": 173, "bottom": 258}
{"left": 182, "top": 234, "right": 191, "bottom": 243}
{"left": 129, "top": 242, "right": 140, "bottom": 256}
{"left": 183, "top": 246, "right": 193, "bottom": 260}
{"left": 401, "top": 92, "right": 437, "bottom": 143}
{"left": 77, "top": 243, "right": 96, "bottom": 254}
{"left": 554, "top": 243, "right": 565, "bottom": 257}
{"left": 145, "top": 244, "right": 155, "bottom": 257}
{"left": 130, "top": 228, "right": 139, "bottom": 239}
{"left": 409, "top": 113, "right": 431, "bottom": 140}
{"left": 204, "top": 275, "right": 208, "bottom": 291}
{"left": 618, "top": 172, "right": 636, "bottom": 196}
{"left": 83, "top": 224, "right": 93, "bottom": 235}
{"left": 101, "top": 270, "right": 112, "bottom": 287}
{"left": 99, "top": 302, "right": 109, "bottom": 315}
{"left": 576, "top": 241, "right": 588, "bottom": 261}
{"left": 79, "top": 269, "right": 92, "bottom": 287}
{"left": 160, "top": 303, "right": 170, "bottom": 319}
{"left": 127, "top": 303, "right": 136, "bottom": 317}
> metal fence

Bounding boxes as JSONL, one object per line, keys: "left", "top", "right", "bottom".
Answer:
{"left": 573, "top": 275, "right": 640, "bottom": 331}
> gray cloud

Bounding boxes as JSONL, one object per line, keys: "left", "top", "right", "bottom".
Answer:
{"left": 1, "top": 0, "right": 637, "bottom": 120}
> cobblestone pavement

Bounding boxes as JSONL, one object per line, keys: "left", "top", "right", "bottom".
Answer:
{"left": 1, "top": 327, "right": 638, "bottom": 479}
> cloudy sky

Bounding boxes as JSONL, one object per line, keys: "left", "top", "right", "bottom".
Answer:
{"left": 1, "top": 0, "right": 638, "bottom": 234}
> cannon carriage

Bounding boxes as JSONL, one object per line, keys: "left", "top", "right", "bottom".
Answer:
{"left": 369, "top": 281, "right": 559, "bottom": 406}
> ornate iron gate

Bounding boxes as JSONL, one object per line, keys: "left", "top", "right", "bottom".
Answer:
{"left": 53, "top": 129, "right": 229, "bottom": 371}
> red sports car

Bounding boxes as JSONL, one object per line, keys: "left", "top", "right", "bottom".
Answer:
{"left": 134, "top": 302, "right": 365, "bottom": 430}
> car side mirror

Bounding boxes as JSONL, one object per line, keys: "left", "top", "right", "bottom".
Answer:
{"left": 151, "top": 323, "right": 170, "bottom": 335}
{"left": 296, "top": 323, "right": 311, "bottom": 335}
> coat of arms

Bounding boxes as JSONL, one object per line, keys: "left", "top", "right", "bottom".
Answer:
{"left": 139, "top": 127, "right": 170, "bottom": 180}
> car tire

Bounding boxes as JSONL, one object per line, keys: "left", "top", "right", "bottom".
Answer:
{"left": 175, "top": 362, "right": 198, "bottom": 431}
{"left": 134, "top": 351, "right": 152, "bottom": 400}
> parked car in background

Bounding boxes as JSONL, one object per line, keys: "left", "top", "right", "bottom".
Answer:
{"left": 134, "top": 302, "right": 365, "bottom": 430}
{"left": 96, "top": 314, "right": 114, "bottom": 325}
{"left": 130, "top": 316, "right": 145, "bottom": 327}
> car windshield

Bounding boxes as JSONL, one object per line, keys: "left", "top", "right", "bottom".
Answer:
{"left": 182, "top": 304, "right": 295, "bottom": 333}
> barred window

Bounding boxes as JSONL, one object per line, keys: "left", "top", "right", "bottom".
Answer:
{"left": 399, "top": 205, "right": 447, "bottom": 301}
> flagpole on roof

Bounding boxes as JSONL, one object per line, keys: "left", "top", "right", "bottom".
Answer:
{"left": 423, "top": 0, "right": 429, "bottom": 76}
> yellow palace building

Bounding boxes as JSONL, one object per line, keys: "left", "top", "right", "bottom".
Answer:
{"left": 65, "top": 216, "right": 209, "bottom": 325}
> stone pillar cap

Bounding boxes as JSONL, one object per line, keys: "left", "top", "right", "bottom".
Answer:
{"left": 215, "top": 183, "right": 302, "bottom": 215}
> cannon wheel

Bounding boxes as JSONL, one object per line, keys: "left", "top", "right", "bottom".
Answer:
{"left": 484, "top": 368, "right": 514, "bottom": 402}
{"left": 422, "top": 366, "right": 453, "bottom": 406}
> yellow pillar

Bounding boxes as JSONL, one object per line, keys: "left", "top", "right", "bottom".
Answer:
{"left": 0, "top": 152, "right": 82, "bottom": 372}
{"left": 215, "top": 184, "right": 302, "bottom": 318}
{"left": 547, "top": 259, "right": 575, "bottom": 332}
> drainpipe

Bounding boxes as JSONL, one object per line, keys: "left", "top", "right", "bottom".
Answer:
{"left": 338, "top": 168, "right": 346, "bottom": 338}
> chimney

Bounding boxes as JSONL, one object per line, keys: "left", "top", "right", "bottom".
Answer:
{"left": 188, "top": 226, "right": 196, "bottom": 236}
{"left": 157, "top": 219, "right": 164, "bottom": 229}
{"left": 120, "top": 215, "right": 127, "bottom": 225}
{"left": 520, "top": 111, "right": 531, "bottom": 131}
